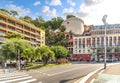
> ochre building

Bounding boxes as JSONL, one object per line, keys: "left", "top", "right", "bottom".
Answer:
{"left": 0, "top": 10, "right": 45, "bottom": 47}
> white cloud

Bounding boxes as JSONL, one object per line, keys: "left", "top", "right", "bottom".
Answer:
{"left": 46, "top": 0, "right": 62, "bottom": 6}
{"left": 75, "top": 0, "right": 120, "bottom": 25}
{"left": 63, "top": 7, "right": 74, "bottom": 16}
{"left": 6, "top": 4, "right": 30, "bottom": 17}
{"left": 33, "top": 1, "right": 41, "bottom": 6}
{"left": 42, "top": 6, "right": 57, "bottom": 18}
{"left": 67, "top": 0, "right": 76, "bottom": 6}
{"left": 83, "top": 0, "right": 103, "bottom": 6}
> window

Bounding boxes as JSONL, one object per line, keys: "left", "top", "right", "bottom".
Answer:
{"left": 0, "top": 31, "right": 5, "bottom": 34}
{"left": 0, "top": 24, "right": 5, "bottom": 28}
{"left": 83, "top": 44, "right": 85, "bottom": 48}
{"left": 83, "top": 50, "right": 85, "bottom": 53}
{"left": 0, "top": 17, "right": 6, "bottom": 22}
{"left": 8, "top": 20, "right": 15, "bottom": 25}
{"left": 107, "top": 49, "right": 111, "bottom": 53}
{"left": 75, "top": 50, "right": 77, "bottom": 53}
{"left": 88, "top": 50, "right": 90, "bottom": 52}
{"left": 16, "top": 23, "right": 23, "bottom": 28}
{"left": 0, "top": 37, "right": 5, "bottom": 41}
{"left": 16, "top": 30, "right": 22, "bottom": 33}
{"left": 24, "top": 27, "right": 30, "bottom": 31}
{"left": 8, "top": 27, "right": 15, "bottom": 31}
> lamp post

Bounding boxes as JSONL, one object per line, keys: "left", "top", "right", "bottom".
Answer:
{"left": 102, "top": 15, "right": 108, "bottom": 69}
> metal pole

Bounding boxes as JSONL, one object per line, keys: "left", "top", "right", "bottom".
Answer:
{"left": 102, "top": 15, "right": 108, "bottom": 69}
{"left": 104, "top": 23, "right": 107, "bottom": 69}
{"left": 18, "top": 49, "right": 20, "bottom": 71}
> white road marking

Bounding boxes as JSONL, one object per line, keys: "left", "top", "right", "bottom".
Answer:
{"left": 18, "top": 79, "right": 37, "bottom": 83}
{"left": 38, "top": 82, "right": 42, "bottom": 83}
{"left": 0, "top": 73, "right": 26, "bottom": 78}
{"left": 0, "top": 74, "right": 29, "bottom": 80}
{"left": 0, "top": 76, "right": 32, "bottom": 83}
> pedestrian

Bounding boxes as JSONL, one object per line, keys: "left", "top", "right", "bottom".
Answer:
{"left": 3, "top": 62, "right": 7, "bottom": 73}
{"left": 21, "top": 60, "right": 25, "bottom": 68}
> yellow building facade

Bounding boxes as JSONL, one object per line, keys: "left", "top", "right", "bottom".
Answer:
{"left": 0, "top": 10, "right": 45, "bottom": 47}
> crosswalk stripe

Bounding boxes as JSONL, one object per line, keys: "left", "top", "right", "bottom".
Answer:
{"left": 0, "top": 74, "right": 29, "bottom": 80}
{"left": 0, "top": 73, "right": 26, "bottom": 77}
{"left": 0, "top": 72, "right": 26, "bottom": 78}
{"left": 18, "top": 78, "right": 37, "bottom": 83}
{"left": 0, "top": 76, "right": 32, "bottom": 83}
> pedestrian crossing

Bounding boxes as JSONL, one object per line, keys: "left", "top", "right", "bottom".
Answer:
{"left": 0, "top": 72, "right": 37, "bottom": 83}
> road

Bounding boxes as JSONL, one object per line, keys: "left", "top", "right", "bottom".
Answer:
{"left": 27, "top": 62, "right": 103, "bottom": 83}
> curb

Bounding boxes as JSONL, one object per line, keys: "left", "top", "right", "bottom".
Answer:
{"left": 79, "top": 63, "right": 120, "bottom": 83}
{"left": 79, "top": 67, "right": 103, "bottom": 83}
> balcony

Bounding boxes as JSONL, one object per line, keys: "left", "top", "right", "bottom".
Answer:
{"left": 36, "top": 38, "right": 40, "bottom": 41}
{"left": 24, "top": 34, "right": 31, "bottom": 38}
{"left": 0, "top": 19, "right": 7, "bottom": 25}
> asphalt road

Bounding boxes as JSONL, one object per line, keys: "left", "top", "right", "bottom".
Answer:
{"left": 27, "top": 62, "right": 103, "bottom": 83}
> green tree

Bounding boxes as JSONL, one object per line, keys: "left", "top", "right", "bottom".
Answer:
{"left": 36, "top": 45, "right": 55, "bottom": 65}
{"left": 0, "top": 52, "right": 5, "bottom": 63}
{"left": 21, "top": 46, "right": 35, "bottom": 62}
{"left": 66, "top": 14, "right": 76, "bottom": 19}
{"left": 0, "top": 8, "right": 10, "bottom": 14}
{"left": 50, "top": 46, "right": 68, "bottom": 59}
{"left": 51, "top": 17, "right": 64, "bottom": 30}
{"left": 19, "top": 16, "right": 33, "bottom": 23}
{"left": 0, "top": 38, "right": 33, "bottom": 60}
{"left": 44, "top": 17, "right": 66, "bottom": 47}
{"left": 33, "top": 16, "right": 45, "bottom": 28}
{"left": 10, "top": 10, "right": 18, "bottom": 17}
{"left": 59, "top": 25, "right": 66, "bottom": 32}
{"left": 5, "top": 33, "right": 24, "bottom": 39}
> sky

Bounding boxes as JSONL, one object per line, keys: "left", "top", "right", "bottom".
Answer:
{"left": 0, "top": 0, "right": 120, "bottom": 25}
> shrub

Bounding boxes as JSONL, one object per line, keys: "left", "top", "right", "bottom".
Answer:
{"left": 57, "top": 58, "right": 69, "bottom": 64}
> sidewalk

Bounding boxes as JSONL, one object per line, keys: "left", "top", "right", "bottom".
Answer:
{"left": 80, "top": 63, "right": 120, "bottom": 83}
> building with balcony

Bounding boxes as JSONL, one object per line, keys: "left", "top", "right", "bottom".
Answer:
{"left": 73, "top": 24, "right": 120, "bottom": 61}
{"left": 0, "top": 10, "right": 45, "bottom": 47}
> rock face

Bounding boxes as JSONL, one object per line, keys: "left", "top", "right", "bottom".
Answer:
{"left": 62, "top": 17, "right": 85, "bottom": 35}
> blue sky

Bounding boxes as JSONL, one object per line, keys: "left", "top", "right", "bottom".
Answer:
{"left": 0, "top": 0, "right": 120, "bottom": 25}
{"left": 0, "top": 0, "right": 82, "bottom": 20}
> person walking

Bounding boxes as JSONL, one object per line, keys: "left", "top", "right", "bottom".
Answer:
{"left": 3, "top": 61, "right": 7, "bottom": 73}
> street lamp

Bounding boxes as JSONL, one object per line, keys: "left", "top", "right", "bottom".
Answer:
{"left": 102, "top": 15, "right": 108, "bottom": 69}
